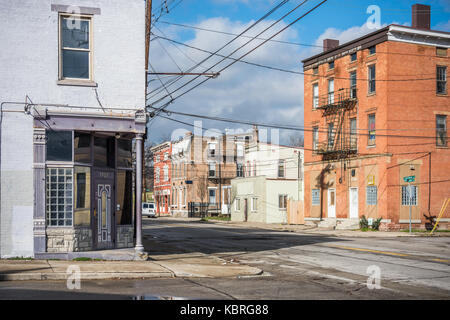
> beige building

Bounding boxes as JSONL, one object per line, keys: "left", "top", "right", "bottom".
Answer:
{"left": 171, "top": 131, "right": 253, "bottom": 217}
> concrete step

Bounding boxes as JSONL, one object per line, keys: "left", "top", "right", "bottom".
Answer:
{"left": 317, "top": 218, "right": 337, "bottom": 229}
{"left": 335, "top": 218, "right": 360, "bottom": 230}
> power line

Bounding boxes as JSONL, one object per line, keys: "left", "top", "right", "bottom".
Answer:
{"left": 146, "top": 0, "right": 292, "bottom": 101}
{"left": 149, "top": 106, "right": 450, "bottom": 140}
{"left": 149, "top": 0, "right": 323, "bottom": 115}
{"left": 158, "top": 20, "right": 323, "bottom": 48}
{"left": 152, "top": 33, "right": 439, "bottom": 82}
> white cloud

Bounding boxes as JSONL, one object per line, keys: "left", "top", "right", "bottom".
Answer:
{"left": 148, "top": 17, "right": 388, "bottom": 145}
{"left": 148, "top": 17, "right": 305, "bottom": 144}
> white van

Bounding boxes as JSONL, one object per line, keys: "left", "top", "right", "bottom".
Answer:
{"left": 142, "top": 202, "right": 156, "bottom": 218}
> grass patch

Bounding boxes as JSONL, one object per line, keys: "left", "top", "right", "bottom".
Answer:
{"left": 401, "top": 229, "right": 450, "bottom": 233}
{"left": 72, "top": 257, "right": 103, "bottom": 262}
{"left": 6, "top": 257, "right": 34, "bottom": 261}
{"left": 204, "top": 216, "right": 231, "bottom": 222}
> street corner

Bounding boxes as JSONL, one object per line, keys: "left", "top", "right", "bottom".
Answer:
{"left": 155, "top": 255, "right": 263, "bottom": 278}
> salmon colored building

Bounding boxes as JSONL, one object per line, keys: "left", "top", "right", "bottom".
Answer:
{"left": 302, "top": 4, "right": 450, "bottom": 230}
{"left": 151, "top": 142, "right": 172, "bottom": 216}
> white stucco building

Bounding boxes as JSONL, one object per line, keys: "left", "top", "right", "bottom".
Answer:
{"left": 231, "top": 141, "right": 304, "bottom": 224}
{"left": 0, "top": 0, "right": 147, "bottom": 258}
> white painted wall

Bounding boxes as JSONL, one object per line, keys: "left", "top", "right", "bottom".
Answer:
{"left": 0, "top": 0, "right": 145, "bottom": 257}
{"left": 0, "top": 0, "right": 145, "bottom": 110}
{"left": 245, "top": 143, "right": 303, "bottom": 180}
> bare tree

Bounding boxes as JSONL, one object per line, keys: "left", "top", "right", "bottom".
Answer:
{"left": 196, "top": 174, "right": 208, "bottom": 218}
{"left": 289, "top": 133, "right": 304, "bottom": 147}
{"left": 144, "top": 141, "right": 155, "bottom": 194}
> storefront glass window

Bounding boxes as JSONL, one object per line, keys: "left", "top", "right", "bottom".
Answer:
{"left": 117, "top": 139, "right": 132, "bottom": 168}
{"left": 74, "top": 166, "right": 91, "bottom": 226}
{"left": 74, "top": 132, "right": 91, "bottom": 163}
{"left": 94, "top": 136, "right": 115, "bottom": 168}
{"left": 47, "top": 131, "right": 73, "bottom": 162}
{"left": 117, "top": 170, "right": 133, "bottom": 225}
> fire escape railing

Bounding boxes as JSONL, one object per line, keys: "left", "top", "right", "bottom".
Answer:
{"left": 314, "top": 88, "right": 358, "bottom": 160}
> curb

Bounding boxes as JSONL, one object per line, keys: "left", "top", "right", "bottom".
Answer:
{"left": 0, "top": 271, "right": 174, "bottom": 281}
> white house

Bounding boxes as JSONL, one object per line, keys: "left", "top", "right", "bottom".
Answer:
{"left": 0, "top": 0, "right": 147, "bottom": 258}
{"left": 231, "top": 140, "right": 304, "bottom": 224}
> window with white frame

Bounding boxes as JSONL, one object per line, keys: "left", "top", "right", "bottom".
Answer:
{"left": 402, "top": 185, "right": 418, "bottom": 206}
{"left": 436, "top": 115, "right": 447, "bottom": 147}
{"left": 312, "top": 189, "right": 320, "bottom": 206}
{"left": 312, "top": 83, "right": 319, "bottom": 109}
{"left": 251, "top": 197, "right": 258, "bottom": 212}
{"left": 437, "top": 66, "right": 447, "bottom": 94}
{"left": 368, "top": 114, "right": 376, "bottom": 146}
{"left": 235, "top": 198, "right": 241, "bottom": 211}
{"left": 236, "top": 163, "right": 244, "bottom": 177}
{"left": 278, "top": 194, "right": 287, "bottom": 209}
{"left": 278, "top": 160, "right": 285, "bottom": 178}
{"left": 59, "top": 14, "right": 92, "bottom": 80}
{"left": 163, "top": 165, "right": 169, "bottom": 181}
{"left": 164, "top": 152, "right": 169, "bottom": 161}
{"left": 313, "top": 127, "right": 319, "bottom": 151}
{"left": 208, "top": 163, "right": 216, "bottom": 177}
{"left": 237, "top": 143, "right": 244, "bottom": 157}
{"left": 155, "top": 167, "right": 160, "bottom": 183}
{"left": 350, "top": 71, "right": 357, "bottom": 99}
{"left": 208, "top": 143, "right": 216, "bottom": 158}
{"left": 209, "top": 188, "right": 216, "bottom": 204}
{"left": 368, "top": 64, "right": 376, "bottom": 94}
{"left": 328, "top": 78, "right": 334, "bottom": 104}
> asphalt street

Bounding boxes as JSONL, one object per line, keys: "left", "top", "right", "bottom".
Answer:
{"left": 0, "top": 218, "right": 449, "bottom": 300}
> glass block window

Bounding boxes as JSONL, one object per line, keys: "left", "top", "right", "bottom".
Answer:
{"left": 312, "top": 189, "right": 320, "bottom": 206}
{"left": 46, "top": 168, "right": 73, "bottom": 226}
{"left": 402, "top": 185, "right": 418, "bottom": 206}
{"left": 366, "top": 186, "right": 377, "bottom": 205}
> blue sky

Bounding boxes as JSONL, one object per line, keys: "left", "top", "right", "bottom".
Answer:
{"left": 147, "top": 0, "right": 450, "bottom": 145}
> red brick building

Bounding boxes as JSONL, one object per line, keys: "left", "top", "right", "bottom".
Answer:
{"left": 151, "top": 142, "right": 172, "bottom": 215}
{"left": 302, "top": 5, "right": 449, "bottom": 230}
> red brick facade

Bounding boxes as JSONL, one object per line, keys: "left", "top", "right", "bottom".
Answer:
{"left": 151, "top": 142, "right": 172, "bottom": 216}
{"left": 302, "top": 25, "right": 450, "bottom": 230}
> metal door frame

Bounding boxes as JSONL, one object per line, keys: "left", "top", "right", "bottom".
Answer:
{"left": 92, "top": 168, "right": 115, "bottom": 250}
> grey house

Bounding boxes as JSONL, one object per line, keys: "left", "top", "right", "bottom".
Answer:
{"left": 0, "top": 0, "right": 147, "bottom": 258}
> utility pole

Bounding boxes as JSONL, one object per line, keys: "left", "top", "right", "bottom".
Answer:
{"left": 143, "top": 0, "right": 153, "bottom": 204}
{"left": 218, "top": 137, "right": 222, "bottom": 215}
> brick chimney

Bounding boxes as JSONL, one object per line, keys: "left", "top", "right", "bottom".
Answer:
{"left": 323, "top": 39, "right": 339, "bottom": 52}
{"left": 412, "top": 4, "right": 430, "bottom": 30}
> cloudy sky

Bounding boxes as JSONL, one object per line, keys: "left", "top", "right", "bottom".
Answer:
{"left": 146, "top": 0, "right": 450, "bottom": 145}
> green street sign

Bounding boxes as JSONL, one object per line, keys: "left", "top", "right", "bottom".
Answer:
{"left": 403, "top": 176, "right": 415, "bottom": 182}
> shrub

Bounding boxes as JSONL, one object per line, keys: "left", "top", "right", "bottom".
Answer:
{"left": 372, "top": 218, "right": 382, "bottom": 231}
{"left": 359, "top": 215, "right": 369, "bottom": 229}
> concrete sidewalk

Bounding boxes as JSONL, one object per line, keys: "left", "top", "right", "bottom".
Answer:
{"left": 0, "top": 254, "right": 262, "bottom": 281}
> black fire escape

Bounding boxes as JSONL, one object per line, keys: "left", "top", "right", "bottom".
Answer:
{"left": 315, "top": 88, "right": 358, "bottom": 161}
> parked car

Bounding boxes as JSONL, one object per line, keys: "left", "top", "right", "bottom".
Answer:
{"left": 142, "top": 202, "right": 156, "bottom": 218}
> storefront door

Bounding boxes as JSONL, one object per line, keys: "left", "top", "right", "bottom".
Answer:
{"left": 93, "top": 169, "right": 115, "bottom": 249}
